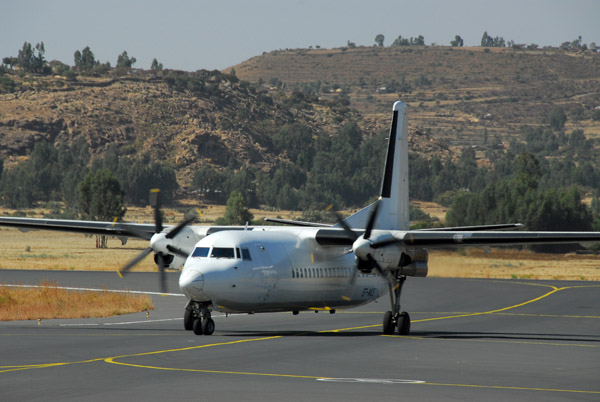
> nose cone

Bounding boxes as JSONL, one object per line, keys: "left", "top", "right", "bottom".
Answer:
{"left": 179, "top": 267, "right": 207, "bottom": 300}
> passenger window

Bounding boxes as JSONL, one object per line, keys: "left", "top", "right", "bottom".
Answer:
{"left": 236, "top": 248, "right": 241, "bottom": 259}
{"left": 192, "top": 247, "right": 210, "bottom": 257}
{"left": 241, "top": 248, "right": 252, "bottom": 261}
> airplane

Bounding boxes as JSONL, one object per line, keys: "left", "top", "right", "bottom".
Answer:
{"left": 2, "top": 101, "right": 600, "bottom": 336}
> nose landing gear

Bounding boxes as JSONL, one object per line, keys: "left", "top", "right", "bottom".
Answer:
{"left": 184, "top": 301, "right": 215, "bottom": 335}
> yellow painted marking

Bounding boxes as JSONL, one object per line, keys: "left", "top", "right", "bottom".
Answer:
{"left": 309, "top": 306, "right": 332, "bottom": 311}
{"left": 105, "top": 358, "right": 327, "bottom": 379}
{"left": 116, "top": 270, "right": 123, "bottom": 279}
{"left": 341, "top": 295, "right": 351, "bottom": 301}
{"left": 150, "top": 188, "right": 160, "bottom": 193}
{"left": 383, "top": 335, "right": 599, "bottom": 348}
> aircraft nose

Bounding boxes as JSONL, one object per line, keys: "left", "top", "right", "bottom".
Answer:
{"left": 179, "top": 267, "right": 205, "bottom": 299}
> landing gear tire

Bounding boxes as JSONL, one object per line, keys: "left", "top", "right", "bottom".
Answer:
{"left": 383, "top": 311, "right": 395, "bottom": 335}
{"left": 192, "top": 318, "right": 203, "bottom": 335}
{"left": 184, "top": 308, "right": 194, "bottom": 331}
{"left": 397, "top": 311, "right": 410, "bottom": 335}
{"left": 202, "top": 318, "right": 215, "bottom": 335}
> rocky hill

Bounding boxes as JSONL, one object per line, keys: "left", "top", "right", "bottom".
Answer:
{"left": 1, "top": 45, "right": 599, "bottom": 190}
{"left": 230, "top": 46, "right": 600, "bottom": 158}
{"left": 0, "top": 70, "right": 361, "bottom": 187}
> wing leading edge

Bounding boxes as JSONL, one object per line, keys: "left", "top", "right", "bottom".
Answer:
{"left": 381, "top": 230, "right": 600, "bottom": 248}
{"left": 0, "top": 216, "right": 155, "bottom": 239}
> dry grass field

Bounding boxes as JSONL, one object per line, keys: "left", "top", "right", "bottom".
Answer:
{"left": 0, "top": 281, "right": 153, "bottom": 321}
{"left": 429, "top": 248, "right": 600, "bottom": 281}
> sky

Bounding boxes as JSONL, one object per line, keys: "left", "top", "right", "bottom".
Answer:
{"left": 2, "top": 0, "right": 599, "bottom": 71}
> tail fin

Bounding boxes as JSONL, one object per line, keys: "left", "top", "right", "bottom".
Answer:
{"left": 343, "top": 101, "right": 410, "bottom": 230}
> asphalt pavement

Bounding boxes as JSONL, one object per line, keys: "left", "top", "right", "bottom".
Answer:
{"left": 1, "top": 270, "right": 599, "bottom": 401}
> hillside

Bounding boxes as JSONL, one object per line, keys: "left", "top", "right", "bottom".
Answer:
{"left": 1, "top": 45, "right": 599, "bottom": 201}
{"left": 231, "top": 46, "right": 600, "bottom": 158}
{"left": 0, "top": 71, "right": 360, "bottom": 188}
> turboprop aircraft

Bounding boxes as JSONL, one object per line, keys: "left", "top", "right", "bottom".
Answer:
{"left": 2, "top": 101, "right": 600, "bottom": 336}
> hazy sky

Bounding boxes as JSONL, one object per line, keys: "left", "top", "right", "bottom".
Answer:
{"left": 2, "top": 0, "right": 599, "bottom": 71}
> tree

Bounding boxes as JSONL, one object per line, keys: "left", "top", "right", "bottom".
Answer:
{"left": 375, "top": 34, "right": 385, "bottom": 47}
{"left": 79, "top": 169, "right": 126, "bottom": 248}
{"left": 450, "top": 35, "right": 464, "bottom": 47}
{"left": 17, "top": 42, "right": 34, "bottom": 72}
{"left": 481, "top": 32, "right": 504, "bottom": 47}
{"left": 16, "top": 41, "right": 46, "bottom": 73}
{"left": 74, "top": 46, "right": 97, "bottom": 73}
{"left": 548, "top": 107, "right": 567, "bottom": 130}
{"left": 116, "top": 51, "right": 136, "bottom": 68}
{"left": 2, "top": 57, "right": 18, "bottom": 69}
{"left": 221, "top": 190, "right": 253, "bottom": 225}
{"left": 150, "top": 58, "right": 163, "bottom": 71}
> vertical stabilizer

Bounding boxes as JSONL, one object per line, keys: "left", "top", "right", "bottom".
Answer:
{"left": 342, "top": 101, "right": 410, "bottom": 230}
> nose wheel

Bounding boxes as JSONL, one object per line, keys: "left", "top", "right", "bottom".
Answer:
{"left": 185, "top": 301, "right": 215, "bottom": 335}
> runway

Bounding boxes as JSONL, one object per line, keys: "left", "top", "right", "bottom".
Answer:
{"left": 1, "top": 270, "right": 599, "bottom": 401}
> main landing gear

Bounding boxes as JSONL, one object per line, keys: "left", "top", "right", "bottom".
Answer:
{"left": 382, "top": 275, "right": 410, "bottom": 335}
{"left": 184, "top": 301, "right": 215, "bottom": 335}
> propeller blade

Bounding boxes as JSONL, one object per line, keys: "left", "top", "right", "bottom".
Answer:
{"left": 120, "top": 247, "right": 153, "bottom": 275}
{"left": 348, "top": 264, "right": 358, "bottom": 286}
{"left": 166, "top": 244, "right": 190, "bottom": 258}
{"left": 363, "top": 200, "right": 381, "bottom": 240}
{"left": 156, "top": 253, "right": 167, "bottom": 293}
{"left": 165, "top": 215, "right": 196, "bottom": 239}
{"left": 149, "top": 189, "right": 163, "bottom": 233}
{"left": 366, "top": 253, "right": 395, "bottom": 288}
{"left": 116, "top": 223, "right": 153, "bottom": 241}
{"left": 332, "top": 211, "right": 358, "bottom": 242}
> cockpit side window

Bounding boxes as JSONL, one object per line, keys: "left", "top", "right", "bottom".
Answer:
{"left": 211, "top": 248, "right": 235, "bottom": 258}
{"left": 192, "top": 247, "right": 210, "bottom": 258}
{"left": 241, "top": 248, "right": 252, "bottom": 261}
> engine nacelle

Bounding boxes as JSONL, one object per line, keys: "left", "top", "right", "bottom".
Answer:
{"left": 398, "top": 249, "right": 428, "bottom": 277}
{"left": 154, "top": 253, "right": 186, "bottom": 270}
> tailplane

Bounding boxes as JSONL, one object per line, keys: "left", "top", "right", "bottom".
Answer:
{"left": 342, "top": 101, "right": 409, "bottom": 231}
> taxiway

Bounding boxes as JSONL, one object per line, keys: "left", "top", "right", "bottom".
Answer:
{"left": 1, "top": 270, "right": 599, "bottom": 401}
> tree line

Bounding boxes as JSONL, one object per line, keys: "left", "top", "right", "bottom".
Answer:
{"left": 1, "top": 42, "right": 164, "bottom": 85}
{"left": 1, "top": 118, "right": 599, "bottom": 237}
{"left": 0, "top": 139, "right": 177, "bottom": 221}
{"left": 370, "top": 33, "right": 597, "bottom": 51}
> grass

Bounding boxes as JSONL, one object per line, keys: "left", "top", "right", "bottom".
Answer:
{"left": 0, "top": 281, "right": 153, "bottom": 321}
{"left": 429, "top": 248, "right": 600, "bottom": 281}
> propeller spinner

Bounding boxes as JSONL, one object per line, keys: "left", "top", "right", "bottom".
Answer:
{"left": 119, "top": 189, "right": 196, "bottom": 293}
{"left": 332, "top": 200, "right": 396, "bottom": 288}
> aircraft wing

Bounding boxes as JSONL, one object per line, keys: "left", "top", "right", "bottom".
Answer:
{"left": 373, "top": 230, "right": 600, "bottom": 248}
{"left": 0, "top": 216, "right": 156, "bottom": 240}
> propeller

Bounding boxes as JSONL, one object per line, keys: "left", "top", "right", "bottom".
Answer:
{"left": 119, "top": 189, "right": 196, "bottom": 293}
{"left": 332, "top": 200, "right": 396, "bottom": 288}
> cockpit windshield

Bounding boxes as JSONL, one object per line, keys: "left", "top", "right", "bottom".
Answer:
{"left": 210, "top": 247, "right": 235, "bottom": 259}
{"left": 191, "top": 247, "right": 209, "bottom": 257}
{"left": 191, "top": 246, "right": 252, "bottom": 260}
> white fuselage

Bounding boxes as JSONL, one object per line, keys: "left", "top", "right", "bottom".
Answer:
{"left": 179, "top": 229, "right": 389, "bottom": 313}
